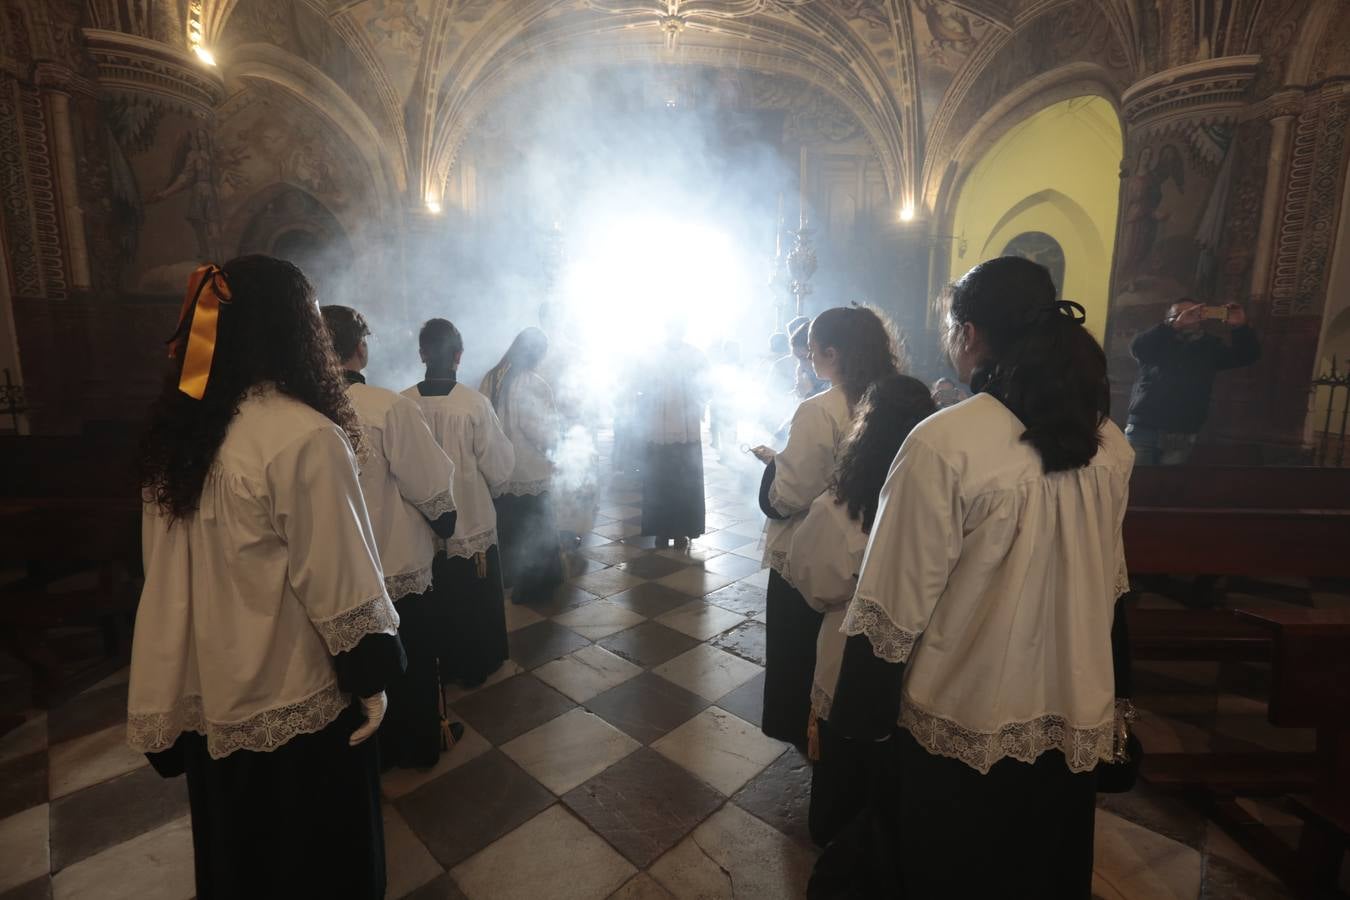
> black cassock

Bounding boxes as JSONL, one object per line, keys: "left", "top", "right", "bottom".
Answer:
{"left": 148, "top": 633, "right": 405, "bottom": 900}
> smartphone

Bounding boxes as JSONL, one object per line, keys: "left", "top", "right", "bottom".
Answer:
{"left": 1200, "top": 306, "right": 1229, "bottom": 322}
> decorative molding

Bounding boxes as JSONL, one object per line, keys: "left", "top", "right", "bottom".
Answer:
{"left": 82, "top": 28, "right": 224, "bottom": 115}
{"left": 0, "top": 79, "right": 43, "bottom": 297}
{"left": 1270, "top": 87, "right": 1349, "bottom": 317}
{"left": 16, "top": 81, "right": 65, "bottom": 299}
{"left": 1120, "top": 54, "right": 1260, "bottom": 133}
{"left": 30, "top": 62, "right": 98, "bottom": 97}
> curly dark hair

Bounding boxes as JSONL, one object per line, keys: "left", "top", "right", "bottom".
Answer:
{"left": 140, "top": 255, "right": 363, "bottom": 520}
{"left": 941, "top": 256, "right": 1109, "bottom": 473}
{"left": 830, "top": 374, "right": 936, "bottom": 532}
{"left": 808, "top": 306, "right": 905, "bottom": 410}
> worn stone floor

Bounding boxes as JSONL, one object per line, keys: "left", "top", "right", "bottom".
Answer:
{"left": 2, "top": 437, "right": 1345, "bottom": 899}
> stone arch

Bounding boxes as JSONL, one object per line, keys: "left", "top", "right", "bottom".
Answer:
{"left": 223, "top": 44, "right": 404, "bottom": 213}
{"left": 234, "top": 183, "right": 354, "bottom": 302}
{"left": 942, "top": 97, "right": 1122, "bottom": 337}
{"left": 425, "top": 29, "right": 907, "bottom": 206}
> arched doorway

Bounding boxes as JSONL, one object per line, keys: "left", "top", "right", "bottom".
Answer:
{"left": 946, "top": 96, "right": 1122, "bottom": 338}
{"left": 1002, "top": 231, "right": 1067, "bottom": 297}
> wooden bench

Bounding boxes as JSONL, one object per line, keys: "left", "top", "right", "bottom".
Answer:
{"left": 1121, "top": 467, "right": 1350, "bottom": 895}
{"left": 0, "top": 432, "right": 143, "bottom": 708}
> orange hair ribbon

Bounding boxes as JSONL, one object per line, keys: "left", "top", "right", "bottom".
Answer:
{"left": 168, "top": 264, "right": 232, "bottom": 400}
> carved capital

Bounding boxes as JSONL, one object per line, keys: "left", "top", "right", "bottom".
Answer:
{"left": 1121, "top": 55, "right": 1260, "bottom": 133}
{"left": 30, "top": 62, "right": 98, "bottom": 97}
{"left": 82, "top": 29, "right": 224, "bottom": 116}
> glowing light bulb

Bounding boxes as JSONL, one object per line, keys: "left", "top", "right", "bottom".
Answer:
{"left": 425, "top": 198, "right": 442, "bottom": 214}
{"left": 899, "top": 204, "right": 916, "bottom": 223}
{"left": 192, "top": 45, "right": 216, "bottom": 66}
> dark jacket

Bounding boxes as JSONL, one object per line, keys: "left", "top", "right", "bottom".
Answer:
{"left": 1127, "top": 323, "right": 1261, "bottom": 433}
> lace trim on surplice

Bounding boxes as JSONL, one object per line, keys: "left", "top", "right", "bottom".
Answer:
{"left": 311, "top": 591, "right": 399, "bottom": 654}
{"left": 502, "top": 478, "right": 550, "bottom": 497}
{"left": 900, "top": 697, "right": 1114, "bottom": 775}
{"left": 415, "top": 488, "right": 455, "bottom": 520}
{"left": 444, "top": 526, "right": 497, "bottom": 559}
{"left": 127, "top": 680, "right": 349, "bottom": 760}
{"left": 1115, "top": 556, "right": 1131, "bottom": 599}
{"left": 841, "top": 595, "right": 918, "bottom": 664}
{"left": 385, "top": 565, "right": 433, "bottom": 602}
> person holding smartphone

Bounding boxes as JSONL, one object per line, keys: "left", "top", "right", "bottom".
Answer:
{"left": 1126, "top": 298, "right": 1261, "bottom": 465}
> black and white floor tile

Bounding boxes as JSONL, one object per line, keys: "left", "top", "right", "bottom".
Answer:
{"left": 2, "top": 437, "right": 1343, "bottom": 898}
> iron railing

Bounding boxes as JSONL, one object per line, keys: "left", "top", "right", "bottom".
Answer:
{"left": 1312, "top": 356, "right": 1350, "bottom": 467}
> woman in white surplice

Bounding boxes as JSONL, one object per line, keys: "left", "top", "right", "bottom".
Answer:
{"left": 786, "top": 374, "right": 934, "bottom": 875}
{"left": 322, "top": 305, "right": 462, "bottom": 770}
{"left": 129, "top": 256, "right": 404, "bottom": 899}
{"left": 404, "top": 318, "right": 515, "bottom": 687}
{"left": 830, "top": 257, "right": 1133, "bottom": 898}
{"left": 481, "top": 327, "right": 564, "bottom": 604}
{"left": 750, "top": 306, "right": 901, "bottom": 750}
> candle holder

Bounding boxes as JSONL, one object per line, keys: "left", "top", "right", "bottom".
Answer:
{"left": 786, "top": 219, "right": 817, "bottom": 318}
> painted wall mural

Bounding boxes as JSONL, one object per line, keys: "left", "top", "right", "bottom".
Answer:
{"left": 909, "top": 0, "right": 992, "bottom": 132}
{"left": 346, "top": 0, "right": 434, "bottom": 101}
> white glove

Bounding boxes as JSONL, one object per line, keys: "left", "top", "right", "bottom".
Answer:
{"left": 349, "top": 691, "right": 387, "bottom": 746}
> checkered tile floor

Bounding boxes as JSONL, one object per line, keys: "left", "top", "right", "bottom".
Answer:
{"left": 3, "top": 437, "right": 1345, "bottom": 898}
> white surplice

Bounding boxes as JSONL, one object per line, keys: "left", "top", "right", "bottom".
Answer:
{"left": 346, "top": 380, "right": 455, "bottom": 600}
{"left": 786, "top": 493, "right": 868, "bottom": 722}
{"left": 762, "top": 386, "right": 852, "bottom": 576}
{"left": 128, "top": 387, "right": 398, "bottom": 759}
{"left": 402, "top": 382, "right": 515, "bottom": 558}
{"left": 843, "top": 393, "right": 1134, "bottom": 774}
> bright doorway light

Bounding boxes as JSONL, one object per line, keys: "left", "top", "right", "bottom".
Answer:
{"left": 559, "top": 213, "right": 757, "bottom": 353}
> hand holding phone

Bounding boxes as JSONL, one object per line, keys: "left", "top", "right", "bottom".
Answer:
{"left": 748, "top": 445, "right": 775, "bottom": 464}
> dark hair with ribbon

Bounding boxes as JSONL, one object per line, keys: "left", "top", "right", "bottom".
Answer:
{"left": 942, "top": 256, "right": 1109, "bottom": 473}
{"left": 141, "top": 255, "right": 362, "bottom": 520}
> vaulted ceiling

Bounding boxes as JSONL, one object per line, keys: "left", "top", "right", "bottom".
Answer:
{"left": 86, "top": 0, "right": 1300, "bottom": 213}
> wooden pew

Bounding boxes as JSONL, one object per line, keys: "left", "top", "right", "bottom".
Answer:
{"left": 0, "top": 433, "right": 142, "bottom": 707}
{"left": 1121, "top": 466, "right": 1350, "bottom": 895}
{"left": 1123, "top": 465, "right": 1350, "bottom": 664}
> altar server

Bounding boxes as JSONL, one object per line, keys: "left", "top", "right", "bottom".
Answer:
{"left": 832, "top": 257, "right": 1132, "bottom": 897}
{"left": 787, "top": 373, "right": 934, "bottom": 857}
{"left": 404, "top": 318, "right": 515, "bottom": 686}
{"left": 130, "top": 256, "right": 404, "bottom": 899}
{"left": 752, "top": 305, "right": 901, "bottom": 749}
{"left": 481, "top": 327, "right": 565, "bottom": 604}
{"left": 322, "top": 305, "right": 461, "bottom": 769}
{"left": 639, "top": 319, "right": 710, "bottom": 546}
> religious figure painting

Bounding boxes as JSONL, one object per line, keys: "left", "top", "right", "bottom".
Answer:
{"left": 914, "top": 0, "right": 983, "bottom": 66}
{"left": 1116, "top": 143, "right": 1185, "bottom": 288}
{"left": 147, "top": 127, "right": 224, "bottom": 261}
{"left": 909, "top": 0, "right": 991, "bottom": 131}
{"left": 822, "top": 0, "right": 891, "bottom": 31}
{"left": 362, "top": 0, "right": 429, "bottom": 49}
{"left": 350, "top": 0, "right": 433, "bottom": 97}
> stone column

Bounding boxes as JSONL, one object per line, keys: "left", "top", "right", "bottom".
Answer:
{"left": 1248, "top": 104, "right": 1298, "bottom": 301}
{"left": 1105, "top": 55, "right": 1261, "bottom": 439}
{"left": 33, "top": 64, "right": 95, "bottom": 290}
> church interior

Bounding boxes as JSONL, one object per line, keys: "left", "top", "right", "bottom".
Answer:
{"left": 2, "top": 0, "right": 1350, "bottom": 898}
